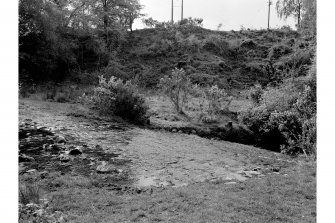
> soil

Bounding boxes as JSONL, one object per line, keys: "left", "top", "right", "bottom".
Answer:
{"left": 19, "top": 99, "right": 315, "bottom": 223}
{"left": 19, "top": 99, "right": 295, "bottom": 189}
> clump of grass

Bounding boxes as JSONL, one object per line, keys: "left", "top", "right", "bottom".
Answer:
{"left": 19, "top": 183, "right": 40, "bottom": 205}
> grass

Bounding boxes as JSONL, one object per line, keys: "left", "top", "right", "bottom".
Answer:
{"left": 19, "top": 183, "right": 41, "bottom": 205}
{"left": 26, "top": 159, "right": 315, "bottom": 223}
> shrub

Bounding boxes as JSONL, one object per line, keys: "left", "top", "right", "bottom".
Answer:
{"left": 240, "top": 39, "right": 258, "bottom": 49}
{"left": 261, "top": 81, "right": 299, "bottom": 112}
{"left": 92, "top": 75, "right": 148, "bottom": 124}
{"left": 202, "top": 34, "right": 231, "bottom": 56}
{"left": 204, "top": 85, "right": 232, "bottom": 115}
{"left": 239, "top": 59, "right": 316, "bottom": 155}
{"left": 159, "top": 68, "right": 192, "bottom": 114}
{"left": 189, "top": 72, "right": 217, "bottom": 86}
{"left": 175, "top": 33, "right": 202, "bottom": 53}
{"left": 274, "top": 48, "right": 314, "bottom": 77}
{"left": 268, "top": 43, "right": 293, "bottom": 60}
{"left": 239, "top": 108, "right": 300, "bottom": 152}
{"left": 136, "top": 68, "right": 163, "bottom": 89}
{"left": 248, "top": 84, "right": 263, "bottom": 104}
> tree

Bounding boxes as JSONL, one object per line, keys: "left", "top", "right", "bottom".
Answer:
{"left": 120, "top": 0, "right": 143, "bottom": 31}
{"left": 301, "top": 0, "right": 316, "bottom": 36}
{"left": 142, "top": 17, "right": 159, "bottom": 28}
{"left": 276, "top": 0, "right": 303, "bottom": 29}
{"left": 159, "top": 68, "right": 192, "bottom": 114}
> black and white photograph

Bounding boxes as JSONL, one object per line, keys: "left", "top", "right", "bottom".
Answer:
{"left": 2, "top": 0, "right": 328, "bottom": 222}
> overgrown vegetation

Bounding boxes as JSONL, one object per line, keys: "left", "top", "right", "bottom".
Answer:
{"left": 90, "top": 75, "right": 148, "bottom": 124}
{"left": 159, "top": 68, "right": 192, "bottom": 115}
{"left": 19, "top": 0, "right": 316, "bottom": 156}
{"left": 239, "top": 59, "right": 316, "bottom": 155}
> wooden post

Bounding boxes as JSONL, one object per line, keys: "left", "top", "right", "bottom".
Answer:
{"left": 181, "top": 0, "right": 184, "bottom": 21}
{"left": 267, "top": 0, "right": 271, "bottom": 30}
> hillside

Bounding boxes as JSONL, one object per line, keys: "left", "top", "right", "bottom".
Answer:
{"left": 96, "top": 25, "right": 315, "bottom": 91}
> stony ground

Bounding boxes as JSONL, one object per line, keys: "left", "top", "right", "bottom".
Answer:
{"left": 19, "top": 99, "right": 316, "bottom": 223}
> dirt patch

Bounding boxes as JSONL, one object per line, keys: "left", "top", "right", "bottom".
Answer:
{"left": 19, "top": 118, "right": 132, "bottom": 190}
{"left": 20, "top": 100, "right": 292, "bottom": 190}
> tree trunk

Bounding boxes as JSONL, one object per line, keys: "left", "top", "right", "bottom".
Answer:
{"left": 297, "top": 1, "right": 301, "bottom": 29}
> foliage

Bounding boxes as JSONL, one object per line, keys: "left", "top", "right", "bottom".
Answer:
{"left": 189, "top": 73, "right": 217, "bottom": 86}
{"left": 178, "top": 17, "right": 204, "bottom": 27}
{"left": 19, "top": 183, "right": 41, "bottom": 205}
{"left": 175, "top": 32, "right": 202, "bottom": 53}
{"left": 239, "top": 58, "right": 316, "bottom": 155}
{"left": 19, "top": 0, "right": 143, "bottom": 82}
{"left": 268, "top": 43, "right": 293, "bottom": 60}
{"left": 248, "top": 84, "right": 263, "bottom": 104}
{"left": 159, "top": 68, "right": 192, "bottom": 114}
{"left": 276, "top": 0, "right": 303, "bottom": 28}
{"left": 92, "top": 75, "right": 148, "bottom": 124}
{"left": 202, "top": 34, "right": 232, "bottom": 56}
{"left": 142, "top": 17, "right": 160, "bottom": 28}
{"left": 276, "top": 0, "right": 316, "bottom": 34}
{"left": 274, "top": 47, "right": 314, "bottom": 78}
{"left": 261, "top": 81, "right": 300, "bottom": 112}
{"left": 19, "top": 198, "right": 67, "bottom": 222}
{"left": 301, "top": 0, "right": 316, "bottom": 36}
{"left": 204, "top": 85, "right": 232, "bottom": 115}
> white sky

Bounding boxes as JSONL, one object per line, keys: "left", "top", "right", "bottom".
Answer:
{"left": 134, "top": 0, "right": 296, "bottom": 31}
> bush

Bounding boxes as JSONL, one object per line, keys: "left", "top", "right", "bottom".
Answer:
{"left": 239, "top": 108, "right": 300, "bottom": 152}
{"left": 268, "top": 43, "right": 293, "bottom": 60}
{"left": 189, "top": 72, "right": 217, "bottom": 86}
{"left": 92, "top": 76, "right": 148, "bottom": 124}
{"left": 159, "top": 68, "right": 192, "bottom": 114}
{"left": 239, "top": 60, "right": 316, "bottom": 155}
{"left": 261, "top": 81, "right": 299, "bottom": 112}
{"left": 274, "top": 48, "right": 314, "bottom": 77}
{"left": 202, "top": 34, "right": 231, "bottom": 56}
{"left": 204, "top": 85, "right": 232, "bottom": 115}
{"left": 136, "top": 68, "right": 163, "bottom": 89}
{"left": 248, "top": 84, "right": 263, "bottom": 104}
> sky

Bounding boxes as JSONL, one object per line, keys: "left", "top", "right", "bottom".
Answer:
{"left": 133, "top": 0, "right": 296, "bottom": 31}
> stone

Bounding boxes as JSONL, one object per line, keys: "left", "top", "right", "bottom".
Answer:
{"left": 271, "top": 167, "right": 280, "bottom": 172}
{"left": 191, "top": 130, "right": 197, "bottom": 134}
{"left": 19, "top": 154, "right": 35, "bottom": 162}
{"left": 69, "top": 147, "right": 83, "bottom": 155}
{"left": 171, "top": 129, "right": 177, "bottom": 133}
{"left": 56, "top": 136, "right": 66, "bottom": 143}
{"left": 46, "top": 144, "right": 64, "bottom": 152}
{"left": 224, "top": 181, "right": 237, "bottom": 185}
{"left": 59, "top": 154, "right": 71, "bottom": 162}
{"left": 26, "top": 169, "right": 37, "bottom": 173}
{"left": 40, "top": 171, "right": 49, "bottom": 179}
{"left": 96, "top": 162, "right": 118, "bottom": 174}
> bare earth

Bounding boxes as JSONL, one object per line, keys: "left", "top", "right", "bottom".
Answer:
{"left": 19, "top": 99, "right": 292, "bottom": 188}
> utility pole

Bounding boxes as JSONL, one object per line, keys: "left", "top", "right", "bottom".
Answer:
{"left": 181, "top": 0, "right": 184, "bottom": 21}
{"left": 171, "top": 0, "right": 174, "bottom": 23}
{"left": 267, "top": 0, "right": 271, "bottom": 30}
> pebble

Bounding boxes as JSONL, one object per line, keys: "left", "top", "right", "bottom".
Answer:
{"left": 69, "top": 147, "right": 83, "bottom": 155}
{"left": 59, "top": 154, "right": 71, "bottom": 162}
{"left": 96, "top": 162, "right": 118, "bottom": 174}
{"left": 224, "top": 181, "right": 237, "bottom": 185}
{"left": 26, "top": 169, "right": 37, "bottom": 173}
{"left": 56, "top": 136, "right": 66, "bottom": 143}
